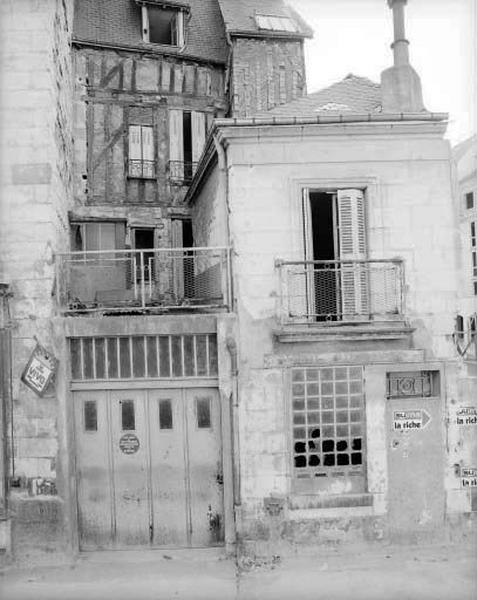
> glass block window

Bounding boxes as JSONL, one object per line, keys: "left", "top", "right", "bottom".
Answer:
{"left": 292, "top": 366, "right": 365, "bottom": 491}
{"left": 70, "top": 334, "right": 218, "bottom": 381}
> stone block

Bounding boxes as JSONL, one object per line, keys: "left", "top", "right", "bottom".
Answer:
{"left": 17, "top": 437, "right": 58, "bottom": 459}
{"left": 11, "top": 163, "right": 52, "bottom": 185}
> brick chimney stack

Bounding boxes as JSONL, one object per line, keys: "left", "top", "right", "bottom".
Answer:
{"left": 380, "top": 0, "right": 426, "bottom": 112}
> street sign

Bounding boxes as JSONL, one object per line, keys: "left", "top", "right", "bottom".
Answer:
{"left": 461, "top": 467, "right": 477, "bottom": 488}
{"left": 456, "top": 407, "right": 477, "bottom": 426}
{"left": 393, "top": 409, "right": 431, "bottom": 431}
{"left": 21, "top": 342, "right": 58, "bottom": 397}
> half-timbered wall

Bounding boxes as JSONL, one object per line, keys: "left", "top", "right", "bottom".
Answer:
{"left": 73, "top": 48, "right": 227, "bottom": 213}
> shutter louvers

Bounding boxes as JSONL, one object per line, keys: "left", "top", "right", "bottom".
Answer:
{"left": 141, "top": 126, "right": 155, "bottom": 178}
{"left": 191, "top": 112, "right": 206, "bottom": 168}
{"left": 169, "top": 109, "right": 184, "bottom": 181}
{"left": 128, "top": 125, "right": 142, "bottom": 178}
{"left": 337, "top": 189, "right": 369, "bottom": 319}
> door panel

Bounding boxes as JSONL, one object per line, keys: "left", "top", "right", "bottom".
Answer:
{"left": 148, "top": 390, "right": 189, "bottom": 546}
{"left": 186, "top": 389, "right": 224, "bottom": 546}
{"left": 74, "top": 392, "right": 113, "bottom": 549}
{"left": 110, "top": 390, "right": 150, "bottom": 546}
{"left": 386, "top": 396, "right": 445, "bottom": 543}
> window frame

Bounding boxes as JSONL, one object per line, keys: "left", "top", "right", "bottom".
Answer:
{"left": 141, "top": 4, "right": 185, "bottom": 47}
{"left": 289, "top": 365, "right": 367, "bottom": 495}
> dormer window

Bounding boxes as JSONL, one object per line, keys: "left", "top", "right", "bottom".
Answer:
{"left": 140, "top": 2, "right": 186, "bottom": 46}
{"left": 255, "top": 14, "right": 298, "bottom": 33}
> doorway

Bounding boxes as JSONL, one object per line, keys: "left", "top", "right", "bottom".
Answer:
{"left": 74, "top": 387, "right": 224, "bottom": 549}
{"left": 133, "top": 228, "right": 155, "bottom": 284}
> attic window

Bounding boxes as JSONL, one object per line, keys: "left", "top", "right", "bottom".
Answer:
{"left": 255, "top": 14, "right": 298, "bottom": 33}
{"left": 142, "top": 4, "right": 185, "bottom": 46}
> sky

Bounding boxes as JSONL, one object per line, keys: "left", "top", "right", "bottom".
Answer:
{"left": 288, "top": 0, "right": 476, "bottom": 144}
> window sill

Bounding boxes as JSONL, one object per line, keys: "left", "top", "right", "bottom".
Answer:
{"left": 288, "top": 493, "right": 375, "bottom": 519}
{"left": 274, "top": 321, "right": 413, "bottom": 343}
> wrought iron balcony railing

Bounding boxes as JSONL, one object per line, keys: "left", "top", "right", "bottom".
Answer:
{"left": 56, "top": 247, "right": 231, "bottom": 315}
{"left": 168, "top": 160, "right": 198, "bottom": 185}
{"left": 276, "top": 258, "right": 405, "bottom": 324}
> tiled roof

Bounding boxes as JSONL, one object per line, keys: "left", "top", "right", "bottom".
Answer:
{"left": 257, "top": 74, "right": 382, "bottom": 117}
{"left": 216, "top": 0, "right": 313, "bottom": 38}
{"left": 73, "top": 0, "right": 229, "bottom": 64}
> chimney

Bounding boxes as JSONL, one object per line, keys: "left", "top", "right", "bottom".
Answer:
{"left": 380, "top": 0, "right": 426, "bottom": 113}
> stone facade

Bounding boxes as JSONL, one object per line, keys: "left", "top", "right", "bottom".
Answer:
{"left": 189, "top": 117, "right": 477, "bottom": 555}
{"left": 0, "top": 0, "right": 74, "bottom": 556}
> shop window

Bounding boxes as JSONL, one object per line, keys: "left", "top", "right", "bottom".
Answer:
{"left": 292, "top": 366, "right": 366, "bottom": 493}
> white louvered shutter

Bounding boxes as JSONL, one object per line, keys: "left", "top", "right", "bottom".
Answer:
{"left": 169, "top": 109, "right": 184, "bottom": 181}
{"left": 171, "top": 220, "right": 184, "bottom": 298}
{"left": 128, "top": 125, "right": 142, "bottom": 177}
{"left": 337, "top": 189, "right": 369, "bottom": 319}
{"left": 191, "top": 111, "right": 206, "bottom": 166}
{"left": 141, "top": 126, "right": 155, "bottom": 178}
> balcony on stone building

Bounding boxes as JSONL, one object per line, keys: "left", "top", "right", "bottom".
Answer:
{"left": 56, "top": 247, "right": 231, "bottom": 315}
{"left": 274, "top": 258, "right": 411, "bottom": 342}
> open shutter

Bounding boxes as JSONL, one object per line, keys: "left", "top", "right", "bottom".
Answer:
{"left": 171, "top": 220, "right": 184, "bottom": 299}
{"left": 169, "top": 109, "right": 184, "bottom": 181}
{"left": 191, "top": 111, "right": 206, "bottom": 166}
{"left": 141, "top": 126, "right": 155, "bottom": 178}
{"left": 337, "top": 189, "right": 369, "bottom": 319}
{"left": 128, "top": 125, "right": 142, "bottom": 177}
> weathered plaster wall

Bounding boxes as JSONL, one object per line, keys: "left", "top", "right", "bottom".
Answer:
{"left": 0, "top": 0, "right": 74, "bottom": 558}
{"left": 230, "top": 38, "right": 306, "bottom": 117}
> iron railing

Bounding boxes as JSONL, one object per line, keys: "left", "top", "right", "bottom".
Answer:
{"left": 168, "top": 160, "right": 198, "bottom": 185}
{"left": 276, "top": 258, "right": 404, "bottom": 323}
{"left": 56, "top": 247, "right": 231, "bottom": 314}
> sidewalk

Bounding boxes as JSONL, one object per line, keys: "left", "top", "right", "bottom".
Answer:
{"left": 0, "top": 543, "right": 475, "bottom": 600}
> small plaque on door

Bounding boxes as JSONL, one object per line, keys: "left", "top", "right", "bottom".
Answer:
{"left": 119, "top": 433, "right": 140, "bottom": 454}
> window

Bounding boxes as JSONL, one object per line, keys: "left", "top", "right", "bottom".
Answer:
{"left": 256, "top": 14, "right": 298, "bottom": 33}
{"left": 386, "top": 371, "right": 436, "bottom": 399}
{"left": 84, "top": 400, "right": 98, "bottom": 432}
{"left": 141, "top": 4, "right": 185, "bottom": 46}
{"left": 121, "top": 399, "right": 135, "bottom": 431}
{"left": 128, "top": 125, "right": 155, "bottom": 179}
{"left": 70, "top": 221, "right": 125, "bottom": 252}
{"left": 159, "top": 399, "right": 173, "bottom": 429}
{"left": 466, "top": 191, "right": 474, "bottom": 210}
{"left": 292, "top": 366, "right": 366, "bottom": 493}
{"left": 169, "top": 110, "right": 206, "bottom": 184}
{"left": 196, "top": 397, "right": 211, "bottom": 429}
{"left": 472, "top": 221, "right": 477, "bottom": 295}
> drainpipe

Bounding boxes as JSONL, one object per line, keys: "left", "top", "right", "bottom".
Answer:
{"left": 0, "top": 284, "right": 13, "bottom": 519}
{"left": 214, "top": 132, "right": 240, "bottom": 508}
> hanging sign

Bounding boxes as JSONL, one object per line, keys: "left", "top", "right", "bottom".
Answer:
{"left": 393, "top": 409, "right": 431, "bottom": 431}
{"left": 119, "top": 434, "right": 140, "bottom": 455}
{"left": 461, "top": 467, "right": 477, "bottom": 488}
{"left": 456, "top": 407, "right": 477, "bottom": 426}
{"left": 21, "top": 342, "right": 58, "bottom": 397}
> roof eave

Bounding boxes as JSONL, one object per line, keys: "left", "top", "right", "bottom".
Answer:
{"left": 227, "top": 29, "right": 311, "bottom": 40}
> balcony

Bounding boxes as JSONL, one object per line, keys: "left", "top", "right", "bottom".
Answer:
{"left": 276, "top": 259, "right": 406, "bottom": 336}
{"left": 168, "top": 160, "right": 198, "bottom": 186}
{"left": 56, "top": 247, "right": 231, "bottom": 315}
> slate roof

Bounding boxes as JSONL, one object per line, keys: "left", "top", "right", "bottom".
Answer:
{"left": 216, "top": 0, "right": 313, "bottom": 38}
{"left": 73, "top": 0, "right": 229, "bottom": 64}
{"left": 258, "top": 74, "right": 383, "bottom": 117}
{"left": 73, "top": 0, "right": 311, "bottom": 63}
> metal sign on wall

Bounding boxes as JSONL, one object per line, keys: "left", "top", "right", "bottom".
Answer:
{"left": 21, "top": 342, "right": 58, "bottom": 397}
{"left": 461, "top": 467, "right": 477, "bottom": 488}
{"left": 456, "top": 407, "right": 477, "bottom": 426}
{"left": 393, "top": 409, "right": 431, "bottom": 431}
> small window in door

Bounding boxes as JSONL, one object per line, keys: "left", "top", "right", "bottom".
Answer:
{"left": 121, "top": 399, "right": 135, "bottom": 430}
{"left": 159, "top": 399, "right": 173, "bottom": 430}
{"left": 84, "top": 400, "right": 98, "bottom": 432}
{"left": 196, "top": 397, "right": 211, "bottom": 429}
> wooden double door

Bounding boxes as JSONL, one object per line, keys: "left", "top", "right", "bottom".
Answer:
{"left": 74, "top": 387, "right": 223, "bottom": 549}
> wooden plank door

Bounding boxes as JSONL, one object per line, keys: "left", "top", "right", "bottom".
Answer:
{"left": 74, "top": 391, "right": 114, "bottom": 549}
{"left": 109, "top": 390, "right": 151, "bottom": 547}
{"left": 185, "top": 389, "right": 224, "bottom": 547}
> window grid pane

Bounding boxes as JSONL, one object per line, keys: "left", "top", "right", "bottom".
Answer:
{"left": 292, "top": 366, "right": 365, "bottom": 480}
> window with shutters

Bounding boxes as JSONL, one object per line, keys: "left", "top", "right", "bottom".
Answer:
{"left": 169, "top": 109, "right": 206, "bottom": 185}
{"left": 128, "top": 125, "right": 155, "bottom": 179}
{"left": 471, "top": 221, "right": 477, "bottom": 296}
{"left": 299, "top": 188, "right": 369, "bottom": 320}
{"left": 141, "top": 4, "right": 185, "bottom": 47}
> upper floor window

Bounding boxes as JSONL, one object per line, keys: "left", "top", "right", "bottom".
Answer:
{"left": 466, "top": 191, "right": 475, "bottom": 210}
{"left": 471, "top": 221, "right": 477, "bottom": 295}
{"left": 169, "top": 109, "right": 206, "bottom": 185}
{"left": 141, "top": 3, "right": 185, "bottom": 46}
{"left": 255, "top": 14, "right": 298, "bottom": 33}
{"left": 128, "top": 125, "right": 155, "bottom": 179}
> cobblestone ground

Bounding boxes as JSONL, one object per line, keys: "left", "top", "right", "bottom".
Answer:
{"left": 0, "top": 543, "right": 475, "bottom": 600}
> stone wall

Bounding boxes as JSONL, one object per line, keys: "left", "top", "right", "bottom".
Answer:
{"left": 0, "top": 0, "right": 74, "bottom": 558}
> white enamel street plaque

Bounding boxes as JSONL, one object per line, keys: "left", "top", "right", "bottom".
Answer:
{"left": 461, "top": 467, "right": 477, "bottom": 488}
{"left": 456, "top": 407, "right": 477, "bottom": 426}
